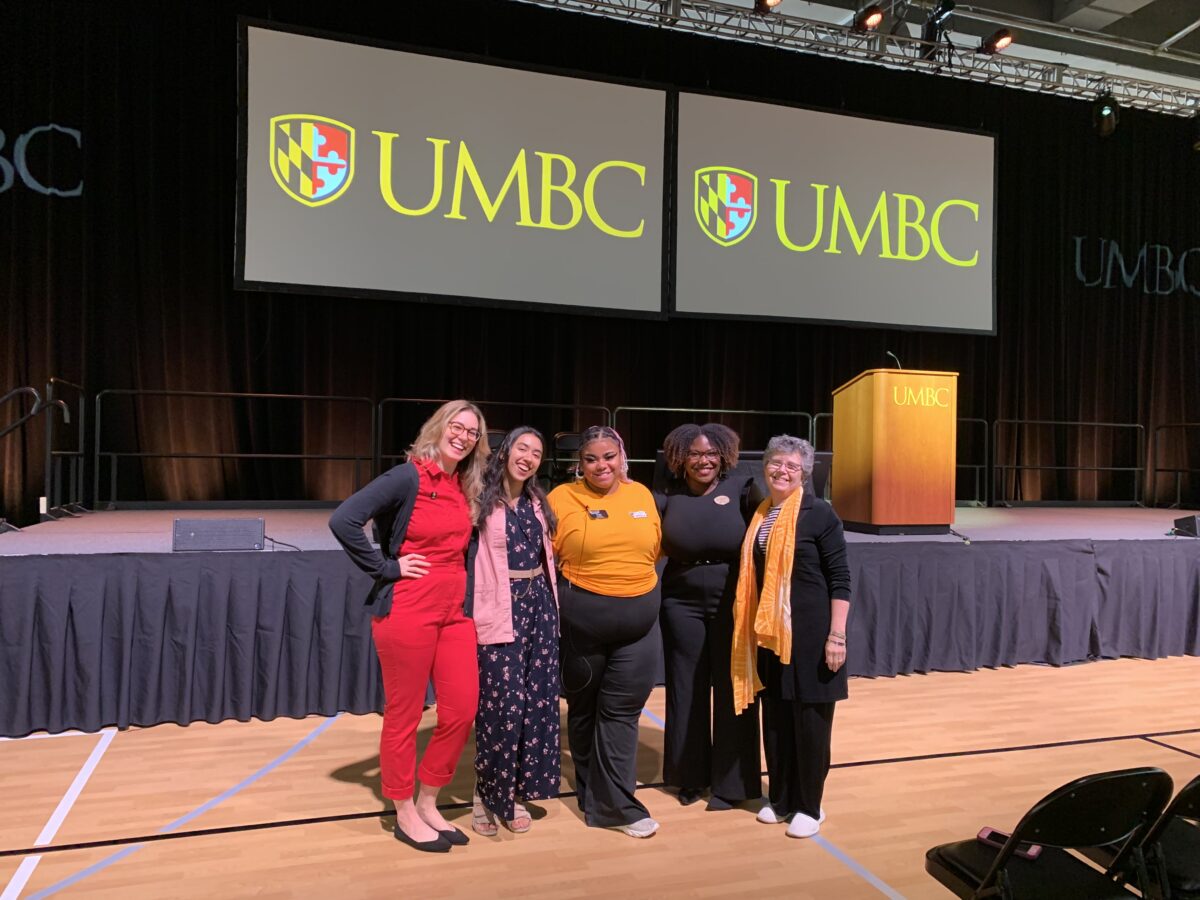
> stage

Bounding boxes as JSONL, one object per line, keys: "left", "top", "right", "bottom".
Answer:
{"left": 2, "top": 507, "right": 1199, "bottom": 738}
{"left": 0, "top": 506, "right": 1192, "bottom": 555}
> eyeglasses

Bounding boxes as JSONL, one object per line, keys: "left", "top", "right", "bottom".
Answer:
{"left": 686, "top": 450, "right": 721, "bottom": 462}
{"left": 765, "top": 460, "right": 804, "bottom": 474}
{"left": 446, "top": 421, "right": 481, "bottom": 442}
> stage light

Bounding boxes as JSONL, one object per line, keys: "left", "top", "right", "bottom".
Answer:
{"left": 754, "top": 0, "right": 783, "bottom": 12}
{"left": 979, "top": 28, "right": 1013, "bottom": 54}
{"left": 1093, "top": 93, "right": 1119, "bottom": 137}
{"left": 853, "top": 4, "right": 885, "bottom": 32}
{"left": 920, "top": 0, "right": 955, "bottom": 59}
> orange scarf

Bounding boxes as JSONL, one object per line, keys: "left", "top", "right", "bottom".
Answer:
{"left": 731, "top": 487, "right": 802, "bottom": 713}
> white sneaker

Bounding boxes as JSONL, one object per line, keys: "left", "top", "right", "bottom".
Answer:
{"left": 786, "top": 809, "right": 826, "bottom": 839}
{"left": 757, "top": 802, "right": 788, "bottom": 824}
{"left": 618, "top": 817, "right": 659, "bottom": 838}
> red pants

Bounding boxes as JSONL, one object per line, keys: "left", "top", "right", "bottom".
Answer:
{"left": 373, "top": 579, "right": 479, "bottom": 800}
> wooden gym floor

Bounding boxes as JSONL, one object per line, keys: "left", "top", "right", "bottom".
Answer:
{"left": 3, "top": 656, "right": 1199, "bottom": 899}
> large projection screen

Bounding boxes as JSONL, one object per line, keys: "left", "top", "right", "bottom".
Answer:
{"left": 238, "top": 25, "right": 666, "bottom": 314}
{"left": 675, "top": 93, "right": 995, "bottom": 332}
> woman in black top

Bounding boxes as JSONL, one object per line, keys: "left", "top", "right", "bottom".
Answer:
{"left": 655, "top": 423, "right": 764, "bottom": 809}
{"left": 744, "top": 434, "right": 850, "bottom": 840}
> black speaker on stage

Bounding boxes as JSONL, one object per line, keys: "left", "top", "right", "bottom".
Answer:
{"left": 172, "top": 518, "right": 265, "bottom": 551}
{"left": 1173, "top": 515, "right": 1200, "bottom": 537}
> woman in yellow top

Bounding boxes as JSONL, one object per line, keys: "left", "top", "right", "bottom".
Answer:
{"left": 547, "top": 425, "right": 662, "bottom": 838}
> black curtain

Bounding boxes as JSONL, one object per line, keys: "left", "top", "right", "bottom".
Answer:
{"left": 3, "top": 0, "right": 1200, "bottom": 524}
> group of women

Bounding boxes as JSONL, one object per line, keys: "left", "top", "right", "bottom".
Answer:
{"left": 329, "top": 400, "right": 852, "bottom": 853}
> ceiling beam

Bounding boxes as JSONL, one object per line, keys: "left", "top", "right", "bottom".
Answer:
{"left": 1052, "top": 0, "right": 1158, "bottom": 30}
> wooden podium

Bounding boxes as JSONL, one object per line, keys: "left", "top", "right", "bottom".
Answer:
{"left": 831, "top": 369, "right": 958, "bottom": 534}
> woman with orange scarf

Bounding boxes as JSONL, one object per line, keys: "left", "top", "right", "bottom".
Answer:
{"left": 731, "top": 435, "right": 850, "bottom": 840}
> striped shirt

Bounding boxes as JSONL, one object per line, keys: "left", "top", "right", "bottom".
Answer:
{"left": 755, "top": 504, "right": 784, "bottom": 553}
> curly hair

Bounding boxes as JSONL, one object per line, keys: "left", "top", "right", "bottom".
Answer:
{"left": 406, "top": 400, "right": 489, "bottom": 521}
{"left": 764, "top": 434, "right": 814, "bottom": 482}
{"left": 662, "top": 422, "right": 740, "bottom": 480}
{"left": 477, "top": 426, "right": 557, "bottom": 535}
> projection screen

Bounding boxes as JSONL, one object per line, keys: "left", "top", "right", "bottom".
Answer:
{"left": 675, "top": 92, "right": 996, "bottom": 333}
{"left": 238, "top": 24, "right": 666, "bottom": 314}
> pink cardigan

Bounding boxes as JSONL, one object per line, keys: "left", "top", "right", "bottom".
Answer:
{"left": 472, "top": 498, "right": 559, "bottom": 644}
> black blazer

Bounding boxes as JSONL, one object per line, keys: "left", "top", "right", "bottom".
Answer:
{"left": 328, "top": 461, "right": 476, "bottom": 618}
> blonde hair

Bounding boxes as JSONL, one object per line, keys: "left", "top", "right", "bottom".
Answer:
{"left": 406, "top": 400, "right": 489, "bottom": 520}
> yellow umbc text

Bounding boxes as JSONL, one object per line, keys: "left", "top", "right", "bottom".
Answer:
{"left": 374, "top": 133, "right": 647, "bottom": 238}
{"left": 892, "top": 386, "right": 952, "bottom": 407}
{"left": 773, "top": 181, "right": 980, "bottom": 268}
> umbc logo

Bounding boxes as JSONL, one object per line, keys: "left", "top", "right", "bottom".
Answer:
{"left": 693, "top": 163, "right": 983, "bottom": 267}
{"left": 270, "top": 114, "right": 355, "bottom": 207}
{"left": 695, "top": 166, "right": 756, "bottom": 246}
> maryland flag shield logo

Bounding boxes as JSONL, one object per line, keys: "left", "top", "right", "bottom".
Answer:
{"left": 269, "top": 115, "right": 355, "bottom": 207}
{"left": 694, "top": 166, "right": 757, "bottom": 246}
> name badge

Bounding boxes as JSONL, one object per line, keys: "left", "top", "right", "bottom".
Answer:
{"left": 587, "top": 509, "right": 609, "bottom": 520}
{"left": 631, "top": 510, "right": 648, "bottom": 519}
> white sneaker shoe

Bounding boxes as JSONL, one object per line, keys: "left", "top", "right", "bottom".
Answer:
{"left": 757, "top": 802, "right": 788, "bottom": 824}
{"left": 786, "top": 809, "right": 826, "bottom": 839}
{"left": 618, "top": 817, "right": 659, "bottom": 839}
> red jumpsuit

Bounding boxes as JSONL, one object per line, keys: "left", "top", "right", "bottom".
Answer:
{"left": 372, "top": 458, "right": 478, "bottom": 800}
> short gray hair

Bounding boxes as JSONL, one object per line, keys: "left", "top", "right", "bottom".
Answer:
{"left": 764, "top": 434, "right": 814, "bottom": 480}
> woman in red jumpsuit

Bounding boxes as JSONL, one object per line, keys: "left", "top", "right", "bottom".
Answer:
{"left": 330, "top": 400, "right": 489, "bottom": 852}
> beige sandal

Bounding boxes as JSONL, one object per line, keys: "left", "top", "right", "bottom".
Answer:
{"left": 506, "top": 800, "right": 532, "bottom": 833}
{"left": 471, "top": 791, "right": 498, "bottom": 837}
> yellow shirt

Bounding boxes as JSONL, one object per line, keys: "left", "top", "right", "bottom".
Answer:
{"left": 547, "top": 480, "right": 661, "bottom": 597}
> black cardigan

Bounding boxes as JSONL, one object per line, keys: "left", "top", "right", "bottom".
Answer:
{"left": 328, "top": 461, "right": 476, "bottom": 618}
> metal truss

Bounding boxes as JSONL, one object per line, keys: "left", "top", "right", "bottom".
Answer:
{"left": 509, "top": 0, "right": 1200, "bottom": 116}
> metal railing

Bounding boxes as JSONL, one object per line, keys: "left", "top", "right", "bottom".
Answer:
{"left": 991, "top": 419, "right": 1146, "bottom": 507}
{"left": 6, "top": 382, "right": 1188, "bottom": 513}
{"left": 1, "top": 386, "right": 70, "bottom": 532}
{"left": 43, "top": 377, "right": 87, "bottom": 518}
{"left": 93, "top": 390, "right": 375, "bottom": 508}
{"left": 957, "top": 417, "right": 990, "bottom": 508}
{"left": 812, "top": 412, "right": 832, "bottom": 450}
{"left": 1150, "top": 422, "right": 1200, "bottom": 508}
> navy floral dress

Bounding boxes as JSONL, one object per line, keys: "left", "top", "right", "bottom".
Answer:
{"left": 474, "top": 496, "right": 561, "bottom": 820}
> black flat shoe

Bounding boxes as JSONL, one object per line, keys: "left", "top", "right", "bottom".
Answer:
{"left": 438, "top": 826, "right": 469, "bottom": 846}
{"left": 393, "top": 824, "right": 451, "bottom": 853}
{"left": 678, "top": 788, "right": 703, "bottom": 807}
{"left": 706, "top": 794, "right": 736, "bottom": 811}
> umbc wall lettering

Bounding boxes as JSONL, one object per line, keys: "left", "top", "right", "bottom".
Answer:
{"left": 1073, "top": 236, "right": 1200, "bottom": 297}
{"left": 375, "top": 134, "right": 648, "bottom": 238}
{"left": 0, "top": 125, "right": 83, "bottom": 197}
{"left": 772, "top": 182, "right": 980, "bottom": 267}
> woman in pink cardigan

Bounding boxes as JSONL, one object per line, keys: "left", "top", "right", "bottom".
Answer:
{"left": 470, "top": 426, "right": 560, "bottom": 836}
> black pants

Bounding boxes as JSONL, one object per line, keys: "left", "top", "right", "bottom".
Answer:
{"left": 559, "top": 579, "right": 660, "bottom": 828}
{"left": 660, "top": 563, "right": 761, "bottom": 801}
{"left": 762, "top": 697, "right": 835, "bottom": 819}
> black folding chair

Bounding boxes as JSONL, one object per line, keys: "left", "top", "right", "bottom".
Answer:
{"left": 925, "top": 767, "right": 1174, "bottom": 899}
{"left": 1100, "top": 774, "right": 1200, "bottom": 900}
{"left": 552, "top": 431, "right": 581, "bottom": 486}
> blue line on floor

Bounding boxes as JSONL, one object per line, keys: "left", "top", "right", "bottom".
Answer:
{"left": 640, "top": 707, "right": 666, "bottom": 728}
{"left": 28, "top": 714, "right": 341, "bottom": 898}
{"left": 812, "top": 834, "right": 906, "bottom": 899}
{"left": 639, "top": 705, "right": 904, "bottom": 897}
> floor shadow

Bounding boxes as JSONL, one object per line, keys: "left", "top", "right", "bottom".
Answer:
{"left": 329, "top": 754, "right": 394, "bottom": 833}
{"left": 330, "top": 754, "right": 386, "bottom": 805}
